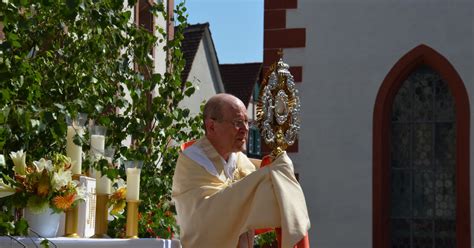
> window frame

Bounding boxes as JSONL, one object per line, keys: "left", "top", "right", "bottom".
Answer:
{"left": 373, "top": 44, "right": 470, "bottom": 248}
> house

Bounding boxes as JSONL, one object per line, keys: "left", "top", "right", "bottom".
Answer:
{"left": 179, "top": 26, "right": 265, "bottom": 158}
{"left": 262, "top": 0, "right": 473, "bottom": 247}
{"left": 178, "top": 23, "right": 225, "bottom": 117}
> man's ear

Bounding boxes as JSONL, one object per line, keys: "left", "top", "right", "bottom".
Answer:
{"left": 205, "top": 118, "right": 215, "bottom": 133}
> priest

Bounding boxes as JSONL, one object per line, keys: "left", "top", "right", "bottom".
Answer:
{"left": 172, "top": 93, "right": 310, "bottom": 247}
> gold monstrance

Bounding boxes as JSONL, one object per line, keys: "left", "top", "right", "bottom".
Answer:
{"left": 256, "top": 55, "right": 301, "bottom": 157}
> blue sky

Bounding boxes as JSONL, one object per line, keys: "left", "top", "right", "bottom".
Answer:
{"left": 176, "top": 0, "right": 263, "bottom": 64}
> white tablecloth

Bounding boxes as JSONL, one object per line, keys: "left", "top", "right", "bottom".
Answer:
{"left": 0, "top": 237, "right": 181, "bottom": 248}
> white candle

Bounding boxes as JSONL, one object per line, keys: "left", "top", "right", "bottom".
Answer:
{"left": 67, "top": 126, "right": 84, "bottom": 174}
{"left": 126, "top": 168, "right": 141, "bottom": 201}
{"left": 96, "top": 171, "right": 111, "bottom": 195}
{"left": 90, "top": 134, "right": 105, "bottom": 156}
{"left": 91, "top": 134, "right": 107, "bottom": 193}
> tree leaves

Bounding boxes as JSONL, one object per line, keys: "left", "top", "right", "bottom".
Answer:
{"left": 1, "top": 0, "right": 202, "bottom": 239}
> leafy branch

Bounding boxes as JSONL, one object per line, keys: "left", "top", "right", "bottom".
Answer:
{"left": 0, "top": 0, "right": 201, "bottom": 238}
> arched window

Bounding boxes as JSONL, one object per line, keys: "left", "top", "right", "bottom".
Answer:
{"left": 373, "top": 45, "right": 470, "bottom": 248}
{"left": 391, "top": 66, "right": 456, "bottom": 247}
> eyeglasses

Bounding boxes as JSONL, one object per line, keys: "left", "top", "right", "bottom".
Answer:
{"left": 212, "top": 118, "right": 249, "bottom": 129}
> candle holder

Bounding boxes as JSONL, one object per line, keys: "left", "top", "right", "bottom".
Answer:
{"left": 64, "top": 174, "right": 82, "bottom": 238}
{"left": 89, "top": 126, "right": 110, "bottom": 238}
{"left": 64, "top": 113, "right": 87, "bottom": 238}
{"left": 65, "top": 114, "right": 86, "bottom": 238}
{"left": 64, "top": 206, "right": 80, "bottom": 238}
{"left": 91, "top": 193, "right": 110, "bottom": 238}
{"left": 124, "top": 160, "right": 143, "bottom": 239}
{"left": 125, "top": 200, "right": 140, "bottom": 239}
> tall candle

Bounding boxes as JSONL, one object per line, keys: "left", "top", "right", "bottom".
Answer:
{"left": 90, "top": 134, "right": 107, "bottom": 194}
{"left": 67, "top": 126, "right": 84, "bottom": 174}
{"left": 126, "top": 168, "right": 141, "bottom": 201}
{"left": 95, "top": 171, "right": 111, "bottom": 195}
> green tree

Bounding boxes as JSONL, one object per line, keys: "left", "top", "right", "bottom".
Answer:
{"left": 0, "top": 0, "right": 201, "bottom": 238}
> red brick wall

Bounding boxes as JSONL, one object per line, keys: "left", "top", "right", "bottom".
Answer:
{"left": 263, "top": 0, "right": 305, "bottom": 83}
{"left": 262, "top": 0, "right": 305, "bottom": 154}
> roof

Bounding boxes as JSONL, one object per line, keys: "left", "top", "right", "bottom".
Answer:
{"left": 220, "top": 63, "right": 262, "bottom": 106}
{"left": 179, "top": 23, "right": 209, "bottom": 82}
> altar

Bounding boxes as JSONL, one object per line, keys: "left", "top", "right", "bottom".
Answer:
{"left": 0, "top": 237, "right": 181, "bottom": 248}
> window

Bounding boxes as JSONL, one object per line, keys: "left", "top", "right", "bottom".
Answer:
{"left": 391, "top": 66, "right": 456, "bottom": 247}
{"left": 138, "top": 0, "right": 153, "bottom": 33}
{"left": 373, "top": 44, "right": 470, "bottom": 248}
{"left": 253, "top": 83, "right": 260, "bottom": 102}
{"left": 247, "top": 125, "right": 261, "bottom": 158}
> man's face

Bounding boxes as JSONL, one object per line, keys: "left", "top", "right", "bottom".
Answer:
{"left": 214, "top": 102, "right": 249, "bottom": 154}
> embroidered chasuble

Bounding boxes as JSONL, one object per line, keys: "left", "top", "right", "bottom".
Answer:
{"left": 172, "top": 137, "right": 310, "bottom": 248}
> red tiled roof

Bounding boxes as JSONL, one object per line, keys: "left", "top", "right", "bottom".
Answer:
{"left": 220, "top": 63, "right": 262, "bottom": 107}
{"left": 179, "top": 23, "right": 209, "bottom": 82}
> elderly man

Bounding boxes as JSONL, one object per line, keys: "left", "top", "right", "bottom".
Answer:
{"left": 172, "top": 93, "right": 310, "bottom": 247}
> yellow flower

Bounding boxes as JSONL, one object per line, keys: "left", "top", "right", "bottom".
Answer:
{"left": 109, "top": 187, "right": 126, "bottom": 216}
{"left": 53, "top": 194, "right": 75, "bottom": 211}
{"left": 110, "top": 201, "right": 126, "bottom": 216}
{"left": 111, "top": 187, "right": 126, "bottom": 201}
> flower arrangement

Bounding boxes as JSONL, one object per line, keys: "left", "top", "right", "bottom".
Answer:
{"left": 108, "top": 179, "right": 127, "bottom": 217}
{"left": 0, "top": 150, "right": 87, "bottom": 213}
